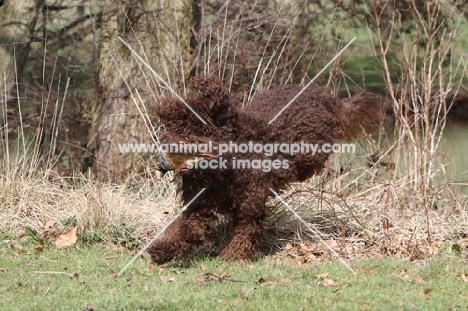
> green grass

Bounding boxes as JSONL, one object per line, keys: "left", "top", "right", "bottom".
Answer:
{"left": 1, "top": 237, "right": 467, "bottom": 311}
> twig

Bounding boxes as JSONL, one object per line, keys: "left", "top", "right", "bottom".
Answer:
{"left": 31, "top": 271, "right": 78, "bottom": 279}
{"left": 196, "top": 272, "right": 253, "bottom": 284}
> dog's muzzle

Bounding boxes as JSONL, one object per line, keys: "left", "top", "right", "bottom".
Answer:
{"left": 156, "top": 150, "right": 218, "bottom": 178}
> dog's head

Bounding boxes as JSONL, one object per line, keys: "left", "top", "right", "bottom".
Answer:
{"left": 155, "top": 76, "right": 237, "bottom": 177}
{"left": 155, "top": 76, "right": 238, "bottom": 142}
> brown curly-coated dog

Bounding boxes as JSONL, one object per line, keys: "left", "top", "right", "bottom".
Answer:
{"left": 148, "top": 76, "right": 381, "bottom": 264}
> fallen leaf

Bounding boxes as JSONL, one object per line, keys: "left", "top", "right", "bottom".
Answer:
{"left": 40, "top": 220, "right": 60, "bottom": 240}
{"left": 218, "top": 269, "right": 228, "bottom": 279}
{"left": 353, "top": 196, "right": 361, "bottom": 202}
{"left": 160, "top": 275, "right": 175, "bottom": 283}
{"left": 323, "top": 240, "right": 340, "bottom": 252}
{"left": 196, "top": 275, "right": 206, "bottom": 285}
{"left": 429, "top": 241, "right": 440, "bottom": 255}
{"left": 398, "top": 299, "right": 403, "bottom": 307}
{"left": 106, "top": 288, "right": 116, "bottom": 295}
{"left": 381, "top": 217, "right": 393, "bottom": 229}
{"left": 233, "top": 298, "right": 244, "bottom": 307}
{"left": 361, "top": 268, "right": 372, "bottom": 274}
{"left": 197, "top": 264, "right": 208, "bottom": 271}
{"left": 55, "top": 227, "right": 77, "bottom": 249}
{"left": 413, "top": 275, "right": 426, "bottom": 284}
{"left": 102, "top": 254, "right": 117, "bottom": 260}
{"left": 320, "top": 278, "right": 338, "bottom": 287}
{"left": 34, "top": 243, "right": 43, "bottom": 254}
{"left": 299, "top": 243, "right": 309, "bottom": 252}
{"left": 316, "top": 273, "right": 329, "bottom": 279}
{"left": 461, "top": 274, "right": 468, "bottom": 283}
{"left": 144, "top": 283, "right": 149, "bottom": 292}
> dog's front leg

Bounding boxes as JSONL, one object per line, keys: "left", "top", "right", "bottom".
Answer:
{"left": 148, "top": 206, "right": 218, "bottom": 264}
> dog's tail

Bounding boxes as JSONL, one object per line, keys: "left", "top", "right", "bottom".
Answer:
{"left": 339, "top": 92, "right": 382, "bottom": 140}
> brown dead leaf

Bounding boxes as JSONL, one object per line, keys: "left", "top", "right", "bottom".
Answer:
{"left": 218, "top": 269, "right": 229, "bottom": 279}
{"left": 461, "top": 274, "right": 468, "bottom": 283}
{"left": 102, "top": 254, "right": 118, "bottom": 260}
{"left": 420, "top": 287, "right": 432, "bottom": 297}
{"left": 299, "top": 243, "right": 309, "bottom": 252}
{"left": 361, "top": 268, "right": 372, "bottom": 274}
{"left": 381, "top": 217, "right": 393, "bottom": 229}
{"left": 233, "top": 298, "right": 244, "bottom": 307}
{"left": 143, "top": 283, "right": 149, "bottom": 292}
{"left": 429, "top": 241, "right": 440, "bottom": 255}
{"left": 197, "top": 264, "right": 208, "bottom": 271}
{"left": 398, "top": 299, "right": 404, "bottom": 307}
{"left": 413, "top": 275, "right": 426, "bottom": 284}
{"left": 323, "top": 240, "right": 340, "bottom": 252}
{"left": 307, "top": 253, "right": 317, "bottom": 262}
{"left": 106, "top": 288, "right": 116, "bottom": 295}
{"left": 298, "top": 255, "right": 307, "bottom": 265}
{"left": 34, "top": 243, "right": 43, "bottom": 254}
{"left": 320, "top": 278, "right": 339, "bottom": 287}
{"left": 196, "top": 275, "right": 207, "bottom": 285}
{"left": 55, "top": 227, "right": 77, "bottom": 249}
{"left": 352, "top": 196, "right": 361, "bottom": 202}
{"left": 160, "top": 275, "right": 175, "bottom": 283}
{"left": 40, "top": 220, "right": 60, "bottom": 240}
{"left": 316, "top": 273, "right": 329, "bottom": 279}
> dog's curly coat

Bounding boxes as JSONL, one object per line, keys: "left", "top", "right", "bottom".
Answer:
{"left": 148, "top": 76, "right": 381, "bottom": 263}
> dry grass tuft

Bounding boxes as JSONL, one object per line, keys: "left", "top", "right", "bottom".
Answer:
{"left": 0, "top": 171, "right": 178, "bottom": 241}
{"left": 261, "top": 156, "right": 468, "bottom": 263}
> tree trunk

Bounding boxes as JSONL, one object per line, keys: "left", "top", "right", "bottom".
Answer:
{"left": 0, "top": 0, "right": 38, "bottom": 117}
{"left": 84, "top": 0, "right": 193, "bottom": 181}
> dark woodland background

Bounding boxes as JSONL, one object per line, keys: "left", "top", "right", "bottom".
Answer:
{"left": 1, "top": 0, "right": 467, "bottom": 182}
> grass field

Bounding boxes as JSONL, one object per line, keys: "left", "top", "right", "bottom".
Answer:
{"left": 1, "top": 236, "right": 467, "bottom": 311}
{"left": 2, "top": 2, "right": 468, "bottom": 310}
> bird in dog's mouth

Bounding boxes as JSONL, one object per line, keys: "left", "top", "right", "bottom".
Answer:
{"left": 156, "top": 151, "right": 218, "bottom": 177}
